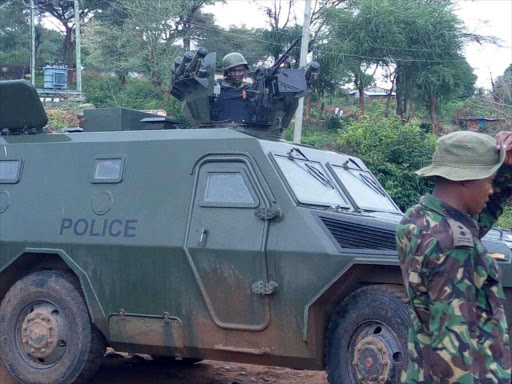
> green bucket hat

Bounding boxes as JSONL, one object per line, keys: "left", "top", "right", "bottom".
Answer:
{"left": 416, "top": 131, "right": 505, "bottom": 181}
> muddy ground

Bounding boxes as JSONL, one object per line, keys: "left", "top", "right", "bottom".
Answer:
{"left": 0, "top": 351, "right": 329, "bottom": 384}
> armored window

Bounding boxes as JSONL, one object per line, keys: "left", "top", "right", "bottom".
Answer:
{"left": 331, "top": 164, "right": 399, "bottom": 212}
{"left": 91, "top": 155, "right": 125, "bottom": 184}
{"left": 273, "top": 154, "right": 348, "bottom": 207}
{"left": 201, "top": 171, "right": 258, "bottom": 208}
{"left": 0, "top": 159, "right": 22, "bottom": 184}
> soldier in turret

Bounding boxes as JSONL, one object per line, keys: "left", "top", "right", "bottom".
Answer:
{"left": 210, "top": 52, "right": 252, "bottom": 123}
{"left": 397, "top": 130, "right": 512, "bottom": 384}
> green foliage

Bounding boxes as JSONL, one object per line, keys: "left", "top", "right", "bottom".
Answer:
{"left": 83, "top": 76, "right": 189, "bottom": 127}
{"left": 336, "top": 113, "right": 436, "bottom": 210}
{"left": 491, "top": 64, "right": 512, "bottom": 122}
{"left": 0, "top": 1, "right": 30, "bottom": 65}
{"left": 326, "top": 116, "right": 342, "bottom": 131}
{"left": 200, "top": 25, "right": 267, "bottom": 69}
{"left": 496, "top": 205, "right": 512, "bottom": 230}
{"left": 45, "top": 103, "right": 82, "bottom": 131}
{"left": 259, "top": 24, "right": 303, "bottom": 64}
{"left": 282, "top": 126, "right": 339, "bottom": 149}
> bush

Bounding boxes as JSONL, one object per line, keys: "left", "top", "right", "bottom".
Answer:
{"left": 496, "top": 205, "right": 512, "bottom": 230}
{"left": 326, "top": 116, "right": 343, "bottom": 131}
{"left": 283, "top": 126, "right": 339, "bottom": 150}
{"left": 336, "top": 113, "right": 436, "bottom": 211}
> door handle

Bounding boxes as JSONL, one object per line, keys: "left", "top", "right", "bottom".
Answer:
{"left": 198, "top": 227, "right": 209, "bottom": 247}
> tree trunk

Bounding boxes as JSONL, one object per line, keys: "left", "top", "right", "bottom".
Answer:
{"left": 357, "top": 75, "right": 365, "bottom": 115}
{"left": 406, "top": 88, "right": 416, "bottom": 122}
{"left": 407, "top": 103, "right": 416, "bottom": 122}
{"left": 320, "top": 102, "right": 325, "bottom": 118}
{"left": 403, "top": 89, "right": 408, "bottom": 116}
{"left": 305, "top": 95, "right": 312, "bottom": 123}
{"left": 63, "top": 27, "right": 75, "bottom": 87}
{"left": 395, "top": 73, "right": 404, "bottom": 117}
{"left": 118, "top": 72, "right": 127, "bottom": 86}
{"left": 430, "top": 95, "right": 440, "bottom": 135}
{"left": 385, "top": 75, "right": 396, "bottom": 118}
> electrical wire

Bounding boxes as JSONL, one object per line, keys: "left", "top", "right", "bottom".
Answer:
{"left": 101, "top": 0, "right": 470, "bottom": 63}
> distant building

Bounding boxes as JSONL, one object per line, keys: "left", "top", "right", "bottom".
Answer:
{"left": 349, "top": 87, "right": 396, "bottom": 99}
{"left": 456, "top": 117, "right": 506, "bottom": 132}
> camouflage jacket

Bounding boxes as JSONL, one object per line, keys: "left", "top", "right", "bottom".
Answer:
{"left": 397, "top": 167, "right": 512, "bottom": 384}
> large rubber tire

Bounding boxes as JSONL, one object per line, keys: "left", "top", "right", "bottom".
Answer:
{"left": 325, "top": 285, "right": 410, "bottom": 384}
{"left": 0, "top": 270, "right": 106, "bottom": 384}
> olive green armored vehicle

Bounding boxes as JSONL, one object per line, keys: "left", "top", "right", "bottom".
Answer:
{"left": 0, "top": 46, "right": 511, "bottom": 384}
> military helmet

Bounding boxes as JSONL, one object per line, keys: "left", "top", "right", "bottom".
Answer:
{"left": 222, "top": 53, "right": 249, "bottom": 75}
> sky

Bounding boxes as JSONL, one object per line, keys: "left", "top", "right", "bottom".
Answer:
{"left": 204, "top": 0, "right": 512, "bottom": 89}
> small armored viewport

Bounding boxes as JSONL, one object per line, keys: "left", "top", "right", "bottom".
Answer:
{"left": 0, "top": 80, "right": 48, "bottom": 135}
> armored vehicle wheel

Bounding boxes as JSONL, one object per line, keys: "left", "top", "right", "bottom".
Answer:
{"left": 0, "top": 270, "right": 106, "bottom": 384}
{"left": 325, "top": 285, "right": 410, "bottom": 384}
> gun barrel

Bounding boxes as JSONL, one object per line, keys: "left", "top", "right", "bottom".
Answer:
{"left": 305, "top": 61, "right": 320, "bottom": 82}
{"left": 175, "top": 51, "right": 194, "bottom": 78}
{"left": 270, "top": 36, "right": 302, "bottom": 76}
{"left": 186, "top": 47, "right": 209, "bottom": 74}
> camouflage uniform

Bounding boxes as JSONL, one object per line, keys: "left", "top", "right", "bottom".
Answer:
{"left": 397, "top": 166, "right": 512, "bottom": 384}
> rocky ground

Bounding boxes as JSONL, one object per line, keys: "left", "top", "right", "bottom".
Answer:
{"left": 0, "top": 351, "right": 329, "bottom": 384}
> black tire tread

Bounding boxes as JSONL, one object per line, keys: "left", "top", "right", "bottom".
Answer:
{"left": 324, "top": 284, "right": 409, "bottom": 384}
{"left": 0, "top": 270, "right": 106, "bottom": 384}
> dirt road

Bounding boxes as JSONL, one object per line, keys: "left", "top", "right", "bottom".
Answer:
{"left": 0, "top": 352, "right": 329, "bottom": 384}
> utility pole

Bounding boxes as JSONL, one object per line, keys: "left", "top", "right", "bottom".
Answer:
{"left": 30, "top": 0, "right": 35, "bottom": 86}
{"left": 74, "top": 0, "right": 82, "bottom": 94}
{"left": 293, "top": 0, "right": 312, "bottom": 144}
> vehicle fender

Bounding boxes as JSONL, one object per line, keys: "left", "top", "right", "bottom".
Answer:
{"left": 303, "top": 259, "right": 402, "bottom": 342}
{"left": 0, "top": 248, "right": 108, "bottom": 335}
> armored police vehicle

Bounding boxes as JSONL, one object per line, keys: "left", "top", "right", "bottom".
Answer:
{"left": 0, "top": 46, "right": 511, "bottom": 384}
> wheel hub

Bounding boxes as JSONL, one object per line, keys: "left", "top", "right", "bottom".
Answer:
{"left": 17, "top": 302, "right": 69, "bottom": 367}
{"left": 21, "top": 310, "right": 59, "bottom": 359}
{"left": 353, "top": 336, "right": 391, "bottom": 384}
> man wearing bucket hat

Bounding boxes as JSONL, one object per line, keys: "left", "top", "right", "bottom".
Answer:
{"left": 397, "top": 130, "right": 512, "bottom": 384}
{"left": 210, "top": 52, "right": 251, "bottom": 123}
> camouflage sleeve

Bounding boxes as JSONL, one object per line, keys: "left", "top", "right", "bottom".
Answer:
{"left": 396, "top": 221, "right": 435, "bottom": 324}
{"left": 476, "top": 165, "right": 512, "bottom": 236}
{"left": 424, "top": 247, "right": 478, "bottom": 382}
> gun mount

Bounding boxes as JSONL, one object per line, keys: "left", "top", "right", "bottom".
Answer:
{"left": 170, "top": 41, "right": 320, "bottom": 140}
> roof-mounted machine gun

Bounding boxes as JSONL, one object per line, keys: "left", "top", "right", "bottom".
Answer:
{"left": 246, "top": 37, "right": 320, "bottom": 132}
{"left": 170, "top": 42, "right": 320, "bottom": 137}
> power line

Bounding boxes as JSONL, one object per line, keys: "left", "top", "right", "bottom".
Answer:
{"left": 182, "top": 21, "right": 469, "bottom": 63}
{"left": 101, "top": 0, "right": 473, "bottom": 57}
{"left": 22, "top": 0, "right": 475, "bottom": 64}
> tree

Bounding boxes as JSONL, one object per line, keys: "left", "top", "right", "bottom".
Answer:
{"left": 199, "top": 25, "right": 267, "bottom": 69}
{"left": 324, "top": 0, "right": 475, "bottom": 126}
{"left": 34, "top": 0, "right": 108, "bottom": 86}
{"left": 83, "top": 19, "right": 144, "bottom": 85}
{"left": 0, "top": 1, "right": 63, "bottom": 79}
{"left": 0, "top": 1, "right": 30, "bottom": 67}
{"left": 323, "top": 0, "right": 398, "bottom": 113}
{"left": 85, "top": 0, "right": 221, "bottom": 89}
{"left": 489, "top": 64, "right": 512, "bottom": 123}
{"left": 415, "top": 58, "right": 476, "bottom": 134}
{"left": 337, "top": 112, "right": 436, "bottom": 210}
